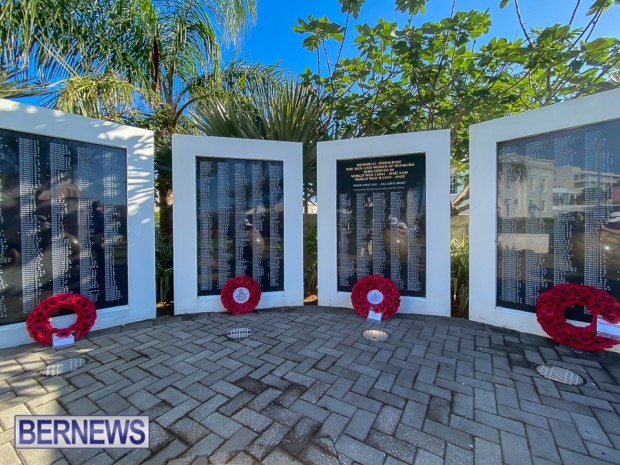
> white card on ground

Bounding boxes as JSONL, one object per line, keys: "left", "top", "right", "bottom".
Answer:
{"left": 597, "top": 317, "right": 620, "bottom": 341}
{"left": 52, "top": 333, "right": 75, "bottom": 349}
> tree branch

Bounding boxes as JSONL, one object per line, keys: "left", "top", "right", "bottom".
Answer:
{"left": 514, "top": 0, "right": 533, "bottom": 46}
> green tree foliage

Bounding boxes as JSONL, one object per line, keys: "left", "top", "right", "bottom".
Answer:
{"left": 294, "top": 0, "right": 620, "bottom": 175}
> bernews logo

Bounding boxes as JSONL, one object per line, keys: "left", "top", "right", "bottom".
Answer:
{"left": 15, "top": 416, "right": 149, "bottom": 449}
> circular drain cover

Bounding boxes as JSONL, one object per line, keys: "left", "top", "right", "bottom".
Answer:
{"left": 39, "top": 357, "right": 87, "bottom": 377}
{"left": 226, "top": 327, "right": 253, "bottom": 341}
{"left": 362, "top": 329, "right": 389, "bottom": 342}
{"left": 536, "top": 365, "right": 585, "bottom": 386}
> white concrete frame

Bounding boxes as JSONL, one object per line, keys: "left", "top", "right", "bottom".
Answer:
{"left": 317, "top": 131, "right": 451, "bottom": 316}
{"left": 172, "top": 135, "right": 304, "bottom": 313}
{"left": 0, "top": 99, "right": 155, "bottom": 349}
{"left": 470, "top": 88, "right": 620, "bottom": 348}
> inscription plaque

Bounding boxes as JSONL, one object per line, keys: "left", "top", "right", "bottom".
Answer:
{"left": 497, "top": 119, "right": 620, "bottom": 322}
{"left": 336, "top": 154, "right": 426, "bottom": 297}
{"left": 0, "top": 128, "right": 128, "bottom": 326}
{"left": 196, "top": 157, "right": 284, "bottom": 295}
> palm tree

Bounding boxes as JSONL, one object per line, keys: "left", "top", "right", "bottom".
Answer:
{"left": 191, "top": 81, "right": 324, "bottom": 209}
{"left": 0, "top": 0, "right": 258, "bottom": 236}
{"left": 0, "top": 69, "right": 40, "bottom": 99}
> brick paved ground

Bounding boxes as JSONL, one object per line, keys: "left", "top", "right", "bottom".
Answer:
{"left": 0, "top": 307, "right": 619, "bottom": 465}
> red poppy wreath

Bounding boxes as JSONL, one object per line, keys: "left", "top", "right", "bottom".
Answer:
{"left": 221, "top": 276, "right": 262, "bottom": 315}
{"left": 26, "top": 293, "right": 97, "bottom": 346}
{"left": 536, "top": 283, "right": 620, "bottom": 351}
{"left": 351, "top": 275, "right": 401, "bottom": 320}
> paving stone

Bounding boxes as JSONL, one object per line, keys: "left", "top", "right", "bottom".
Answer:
{"left": 158, "top": 387, "right": 190, "bottom": 407}
{"left": 315, "top": 412, "right": 350, "bottom": 441}
{"left": 445, "top": 443, "right": 474, "bottom": 465}
{"left": 558, "top": 448, "right": 617, "bottom": 465}
{"left": 211, "top": 380, "right": 243, "bottom": 398}
{"left": 188, "top": 394, "right": 228, "bottom": 422}
{"left": 343, "top": 391, "right": 383, "bottom": 414}
{"left": 246, "top": 422, "right": 289, "bottom": 460}
{"left": 67, "top": 373, "right": 97, "bottom": 389}
{"left": 0, "top": 403, "right": 31, "bottom": 429}
{"left": 213, "top": 426, "right": 258, "bottom": 462}
{"left": 474, "top": 388, "right": 497, "bottom": 414}
{"left": 96, "top": 392, "right": 131, "bottom": 415}
{"left": 525, "top": 425, "right": 561, "bottom": 463}
{"left": 217, "top": 391, "right": 255, "bottom": 416}
{"left": 335, "top": 434, "right": 386, "bottom": 465}
{"left": 413, "top": 449, "right": 444, "bottom": 465}
{"left": 282, "top": 418, "right": 322, "bottom": 456}
{"left": 128, "top": 390, "right": 161, "bottom": 411}
{"left": 183, "top": 433, "right": 225, "bottom": 459}
{"left": 1, "top": 442, "right": 26, "bottom": 465}
{"left": 317, "top": 395, "right": 357, "bottom": 418}
{"left": 450, "top": 414, "right": 500, "bottom": 443}
{"left": 374, "top": 405, "right": 402, "bottom": 435}
{"left": 231, "top": 407, "right": 272, "bottom": 433}
{"left": 262, "top": 448, "right": 305, "bottom": 465}
{"left": 366, "top": 430, "right": 416, "bottom": 462}
{"left": 169, "top": 418, "right": 209, "bottom": 445}
{"left": 300, "top": 380, "right": 331, "bottom": 404}
{"left": 474, "top": 438, "right": 502, "bottom": 465}
{"left": 262, "top": 403, "right": 302, "bottom": 427}
{"left": 17, "top": 446, "right": 65, "bottom": 465}
{"left": 63, "top": 397, "right": 98, "bottom": 416}
{"left": 401, "top": 400, "right": 427, "bottom": 430}
{"left": 427, "top": 395, "right": 452, "bottom": 424}
{"left": 156, "top": 399, "right": 200, "bottom": 428}
{"left": 548, "top": 418, "right": 588, "bottom": 454}
{"left": 301, "top": 443, "right": 340, "bottom": 465}
{"left": 570, "top": 412, "right": 613, "bottom": 447}
{"left": 325, "top": 377, "right": 354, "bottom": 400}
{"left": 183, "top": 383, "right": 215, "bottom": 403}
{"left": 142, "top": 439, "right": 187, "bottom": 465}
{"left": 584, "top": 440, "right": 620, "bottom": 463}
{"left": 275, "top": 383, "right": 307, "bottom": 408}
{"left": 474, "top": 409, "right": 526, "bottom": 436}
{"left": 290, "top": 399, "right": 330, "bottom": 423}
{"left": 396, "top": 423, "right": 446, "bottom": 457}
{"left": 501, "top": 430, "right": 533, "bottom": 465}
{"left": 201, "top": 412, "right": 243, "bottom": 439}
{"left": 422, "top": 419, "right": 472, "bottom": 450}
{"left": 147, "top": 421, "right": 176, "bottom": 453}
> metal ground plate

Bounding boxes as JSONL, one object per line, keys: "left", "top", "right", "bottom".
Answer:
{"left": 536, "top": 364, "right": 585, "bottom": 386}
{"left": 227, "top": 327, "right": 253, "bottom": 341}
{"left": 362, "top": 329, "right": 389, "bottom": 342}
{"left": 40, "top": 357, "right": 87, "bottom": 377}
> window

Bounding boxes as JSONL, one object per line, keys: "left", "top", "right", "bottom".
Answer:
{"left": 541, "top": 177, "right": 548, "bottom": 192}
{"left": 450, "top": 173, "right": 458, "bottom": 195}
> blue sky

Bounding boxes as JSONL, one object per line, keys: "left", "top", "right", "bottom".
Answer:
{"left": 225, "top": 0, "right": 620, "bottom": 74}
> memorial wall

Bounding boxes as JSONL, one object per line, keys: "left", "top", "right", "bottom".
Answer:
{"left": 318, "top": 131, "right": 450, "bottom": 315}
{"left": 196, "top": 157, "right": 284, "bottom": 295}
{"left": 0, "top": 128, "right": 128, "bottom": 326}
{"left": 497, "top": 119, "right": 620, "bottom": 322}
{"left": 172, "top": 135, "right": 303, "bottom": 313}
{"left": 336, "top": 154, "right": 426, "bottom": 296}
